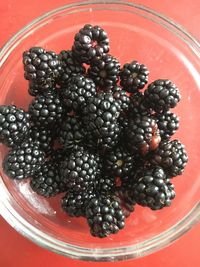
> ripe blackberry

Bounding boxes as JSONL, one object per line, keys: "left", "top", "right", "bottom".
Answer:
{"left": 28, "top": 91, "right": 64, "bottom": 128}
{"left": 58, "top": 115, "right": 85, "bottom": 149}
{"left": 72, "top": 24, "right": 109, "bottom": 64}
{"left": 88, "top": 54, "right": 120, "bottom": 89}
{"left": 3, "top": 141, "right": 45, "bottom": 179}
{"left": 120, "top": 61, "right": 149, "bottom": 93}
{"left": 129, "top": 92, "right": 150, "bottom": 117}
{"left": 30, "top": 161, "right": 66, "bottom": 197}
{"left": 155, "top": 111, "right": 179, "bottom": 139}
{"left": 112, "top": 86, "right": 130, "bottom": 112}
{"left": 58, "top": 50, "right": 86, "bottom": 86}
{"left": 149, "top": 139, "right": 188, "bottom": 177}
{"left": 131, "top": 166, "right": 175, "bottom": 210}
{"left": 125, "top": 115, "right": 161, "bottom": 155}
{"left": 60, "top": 75, "right": 96, "bottom": 112}
{"left": 86, "top": 195, "right": 125, "bottom": 238}
{"left": 97, "top": 174, "right": 116, "bottom": 193}
{"left": 30, "top": 126, "right": 55, "bottom": 154}
{"left": 0, "top": 105, "right": 31, "bottom": 147}
{"left": 62, "top": 189, "right": 96, "bottom": 217}
{"left": 23, "top": 47, "right": 61, "bottom": 90}
{"left": 61, "top": 147, "right": 99, "bottom": 192}
{"left": 144, "top": 79, "right": 181, "bottom": 113}
{"left": 82, "top": 93, "right": 121, "bottom": 149}
{"left": 104, "top": 146, "right": 135, "bottom": 178}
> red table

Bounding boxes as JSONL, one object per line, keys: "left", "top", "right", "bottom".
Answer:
{"left": 0, "top": 1, "right": 200, "bottom": 266}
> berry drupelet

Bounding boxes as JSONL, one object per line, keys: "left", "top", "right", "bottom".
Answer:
{"left": 72, "top": 24, "right": 109, "bottom": 64}
{"left": 112, "top": 86, "right": 130, "bottom": 112}
{"left": 125, "top": 115, "right": 161, "bottom": 155}
{"left": 23, "top": 47, "right": 61, "bottom": 90}
{"left": 131, "top": 166, "right": 175, "bottom": 210}
{"left": 30, "top": 161, "right": 66, "bottom": 197}
{"left": 60, "top": 75, "right": 96, "bottom": 113}
{"left": 58, "top": 115, "right": 85, "bottom": 149}
{"left": 88, "top": 54, "right": 120, "bottom": 90}
{"left": 62, "top": 189, "right": 96, "bottom": 217}
{"left": 120, "top": 60, "right": 149, "bottom": 93}
{"left": 155, "top": 111, "right": 179, "bottom": 139}
{"left": 149, "top": 139, "right": 188, "bottom": 177}
{"left": 28, "top": 91, "right": 64, "bottom": 128}
{"left": 86, "top": 195, "right": 125, "bottom": 238}
{"left": 82, "top": 92, "right": 121, "bottom": 150}
{"left": 3, "top": 140, "right": 45, "bottom": 179}
{"left": 129, "top": 92, "right": 150, "bottom": 117}
{"left": 104, "top": 146, "right": 135, "bottom": 178}
{"left": 0, "top": 105, "right": 31, "bottom": 147}
{"left": 58, "top": 50, "right": 86, "bottom": 86}
{"left": 61, "top": 146, "right": 100, "bottom": 192}
{"left": 144, "top": 79, "right": 181, "bottom": 113}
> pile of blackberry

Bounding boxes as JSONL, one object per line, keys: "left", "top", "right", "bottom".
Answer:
{"left": 1, "top": 24, "right": 188, "bottom": 238}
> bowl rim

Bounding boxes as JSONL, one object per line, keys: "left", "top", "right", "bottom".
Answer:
{"left": 0, "top": 0, "right": 200, "bottom": 261}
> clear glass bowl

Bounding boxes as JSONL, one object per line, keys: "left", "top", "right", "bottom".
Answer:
{"left": 0, "top": 1, "right": 200, "bottom": 262}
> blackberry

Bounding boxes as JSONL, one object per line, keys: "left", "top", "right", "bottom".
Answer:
{"left": 125, "top": 115, "right": 161, "bottom": 155}
{"left": 30, "top": 161, "right": 66, "bottom": 197}
{"left": 62, "top": 189, "right": 96, "bottom": 217}
{"left": 131, "top": 166, "right": 175, "bottom": 210}
{"left": 28, "top": 91, "right": 64, "bottom": 128}
{"left": 23, "top": 47, "right": 61, "bottom": 90}
{"left": 129, "top": 92, "right": 150, "bottom": 117}
{"left": 72, "top": 24, "right": 109, "bottom": 64}
{"left": 58, "top": 115, "right": 85, "bottom": 149}
{"left": 60, "top": 75, "right": 96, "bottom": 112}
{"left": 30, "top": 126, "right": 55, "bottom": 154}
{"left": 104, "top": 146, "right": 135, "bottom": 178}
{"left": 97, "top": 174, "right": 116, "bottom": 193}
{"left": 120, "top": 61, "right": 149, "bottom": 93}
{"left": 82, "top": 93, "right": 121, "bottom": 149}
{"left": 112, "top": 86, "right": 130, "bottom": 112}
{"left": 88, "top": 54, "right": 120, "bottom": 89}
{"left": 58, "top": 50, "right": 86, "bottom": 86}
{"left": 0, "top": 105, "right": 31, "bottom": 147}
{"left": 149, "top": 139, "right": 188, "bottom": 177}
{"left": 61, "top": 147, "right": 99, "bottom": 192}
{"left": 3, "top": 140, "right": 45, "bottom": 179}
{"left": 86, "top": 195, "right": 125, "bottom": 238}
{"left": 155, "top": 111, "right": 179, "bottom": 139}
{"left": 144, "top": 79, "right": 181, "bottom": 113}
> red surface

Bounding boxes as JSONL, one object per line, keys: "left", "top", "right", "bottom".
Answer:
{"left": 0, "top": 0, "right": 200, "bottom": 266}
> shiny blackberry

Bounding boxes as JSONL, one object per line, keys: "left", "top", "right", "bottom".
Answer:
{"left": 23, "top": 47, "right": 61, "bottom": 90}
{"left": 155, "top": 111, "right": 179, "bottom": 139}
{"left": 62, "top": 189, "right": 96, "bottom": 217}
{"left": 86, "top": 195, "right": 125, "bottom": 238}
{"left": 3, "top": 141, "right": 45, "bottom": 179}
{"left": 88, "top": 54, "right": 120, "bottom": 89}
{"left": 144, "top": 79, "right": 181, "bottom": 113}
{"left": 125, "top": 115, "right": 161, "bottom": 155}
{"left": 58, "top": 115, "right": 85, "bottom": 149}
{"left": 58, "top": 50, "right": 86, "bottom": 86}
{"left": 104, "top": 146, "right": 135, "bottom": 178}
{"left": 30, "top": 126, "right": 55, "bottom": 154}
{"left": 149, "top": 139, "right": 188, "bottom": 177}
{"left": 82, "top": 93, "right": 121, "bottom": 150}
{"left": 28, "top": 91, "right": 64, "bottom": 128}
{"left": 129, "top": 92, "right": 150, "bottom": 117}
{"left": 120, "top": 61, "right": 149, "bottom": 93}
{"left": 0, "top": 105, "right": 31, "bottom": 147}
{"left": 72, "top": 24, "right": 109, "bottom": 64}
{"left": 61, "top": 147, "right": 99, "bottom": 192}
{"left": 30, "top": 161, "right": 66, "bottom": 197}
{"left": 112, "top": 86, "right": 130, "bottom": 112}
{"left": 60, "top": 75, "right": 96, "bottom": 112}
{"left": 132, "top": 166, "right": 175, "bottom": 210}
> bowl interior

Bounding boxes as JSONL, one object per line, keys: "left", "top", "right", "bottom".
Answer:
{"left": 0, "top": 2, "right": 200, "bottom": 258}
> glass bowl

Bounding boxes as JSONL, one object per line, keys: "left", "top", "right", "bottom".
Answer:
{"left": 0, "top": 0, "right": 200, "bottom": 262}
